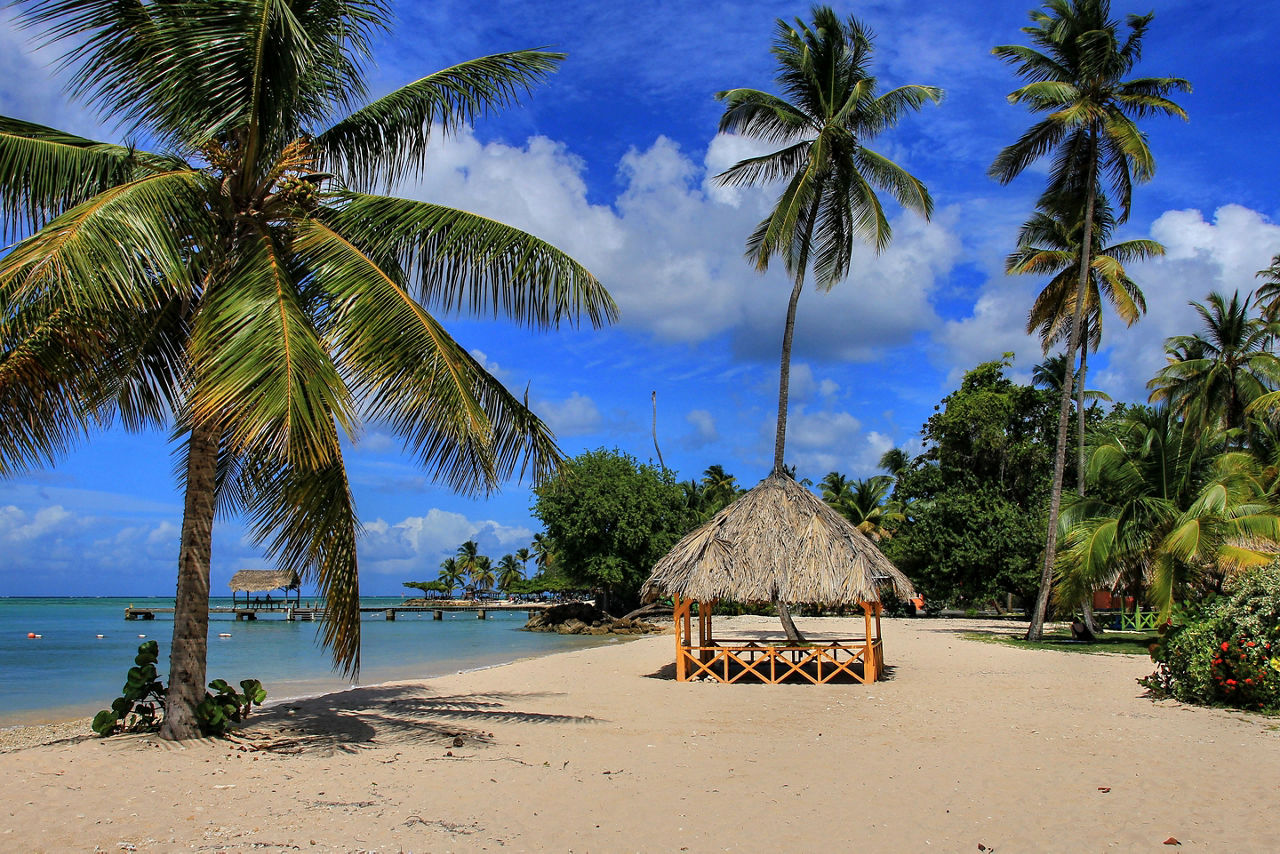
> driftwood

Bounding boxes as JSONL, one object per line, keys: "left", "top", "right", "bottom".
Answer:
{"left": 620, "top": 602, "right": 671, "bottom": 621}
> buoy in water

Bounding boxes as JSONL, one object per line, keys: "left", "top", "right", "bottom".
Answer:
{"left": 137, "top": 634, "right": 146, "bottom": 638}
{"left": 218, "top": 632, "right": 232, "bottom": 638}
{"left": 96, "top": 634, "right": 104, "bottom": 639}
{"left": 27, "top": 632, "right": 36, "bottom": 639}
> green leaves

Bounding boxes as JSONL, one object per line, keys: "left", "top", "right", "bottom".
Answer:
{"left": 317, "top": 50, "right": 565, "bottom": 190}
{"left": 321, "top": 192, "right": 616, "bottom": 330}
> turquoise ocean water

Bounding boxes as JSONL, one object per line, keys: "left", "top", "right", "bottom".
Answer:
{"left": 0, "top": 597, "right": 613, "bottom": 726}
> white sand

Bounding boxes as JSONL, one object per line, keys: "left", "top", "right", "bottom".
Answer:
{"left": 2, "top": 616, "right": 1277, "bottom": 852}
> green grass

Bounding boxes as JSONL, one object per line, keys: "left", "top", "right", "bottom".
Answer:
{"left": 962, "top": 629, "right": 1158, "bottom": 656}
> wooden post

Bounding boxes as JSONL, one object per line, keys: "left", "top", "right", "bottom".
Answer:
{"left": 385, "top": 609, "right": 396, "bottom": 621}
{"left": 434, "top": 610, "right": 443, "bottom": 620}
{"left": 674, "top": 595, "right": 688, "bottom": 681}
{"left": 478, "top": 610, "right": 486, "bottom": 620}
{"left": 862, "top": 603, "right": 877, "bottom": 682}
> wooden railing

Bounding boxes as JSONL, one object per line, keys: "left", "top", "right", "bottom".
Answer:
{"left": 677, "top": 638, "right": 882, "bottom": 684}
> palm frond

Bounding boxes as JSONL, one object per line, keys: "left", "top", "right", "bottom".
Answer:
{"left": 321, "top": 192, "right": 615, "bottom": 329}
{"left": 317, "top": 50, "right": 564, "bottom": 190}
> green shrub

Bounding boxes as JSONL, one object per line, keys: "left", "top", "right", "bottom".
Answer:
{"left": 1142, "top": 564, "right": 1280, "bottom": 712}
{"left": 92, "top": 640, "right": 166, "bottom": 735}
{"left": 93, "top": 641, "right": 267, "bottom": 737}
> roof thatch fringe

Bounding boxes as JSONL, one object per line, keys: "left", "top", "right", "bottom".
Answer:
{"left": 643, "top": 473, "right": 914, "bottom": 606}
{"left": 228, "top": 569, "right": 300, "bottom": 593}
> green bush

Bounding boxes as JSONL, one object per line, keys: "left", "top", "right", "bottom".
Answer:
{"left": 93, "top": 641, "right": 267, "bottom": 737}
{"left": 1142, "top": 565, "right": 1280, "bottom": 712}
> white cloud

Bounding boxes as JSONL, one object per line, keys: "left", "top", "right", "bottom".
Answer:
{"left": 533, "top": 392, "right": 603, "bottom": 436}
{"left": 0, "top": 504, "right": 74, "bottom": 542}
{"left": 682, "top": 408, "right": 719, "bottom": 449}
{"left": 1095, "top": 205, "right": 1280, "bottom": 400}
{"left": 393, "top": 128, "right": 960, "bottom": 360}
{"left": 359, "top": 509, "right": 532, "bottom": 575}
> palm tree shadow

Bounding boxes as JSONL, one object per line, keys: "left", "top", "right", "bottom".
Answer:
{"left": 236, "top": 684, "right": 602, "bottom": 754}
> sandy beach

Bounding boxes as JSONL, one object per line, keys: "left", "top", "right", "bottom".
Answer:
{"left": 2, "top": 615, "right": 1278, "bottom": 853}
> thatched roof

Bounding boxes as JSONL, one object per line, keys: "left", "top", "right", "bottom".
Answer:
{"left": 228, "top": 569, "right": 300, "bottom": 593}
{"left": 643, "top": 473, "right": 914, "bottom": 605}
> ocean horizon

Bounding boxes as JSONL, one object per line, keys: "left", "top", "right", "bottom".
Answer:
{"left": 0, "top": 596, "right": 615, "bottom": 726}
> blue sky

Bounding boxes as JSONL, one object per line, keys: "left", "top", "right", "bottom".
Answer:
{"left": 3, "top": 0, "right": 1280, "bottom": 596}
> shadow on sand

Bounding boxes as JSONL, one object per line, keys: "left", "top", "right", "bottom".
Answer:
{"left": 236, "top": 684, "right": 603, "bottom": 754}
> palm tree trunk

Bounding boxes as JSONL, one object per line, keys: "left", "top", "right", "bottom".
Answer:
{"left": 1028, "top": 146, "right": 1098, "bottom": 642}
{"left": 1076, "top": 337, "right": 1102, "bottom": 637}
{"left": 768, "top": 195, "right": 820, "bottom": 646}
{"left": 772, "top": 268, "right": 807, "bottom": 476}
{"left": 159, "top": 420, "right": 220, "bottom": 740}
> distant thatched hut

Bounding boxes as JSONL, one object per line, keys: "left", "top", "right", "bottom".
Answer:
{"left": 229, "top": 569, "right": 301, "bottom": 608}
{"left": 643, "top": 473, "right": 914, "bottom": 684}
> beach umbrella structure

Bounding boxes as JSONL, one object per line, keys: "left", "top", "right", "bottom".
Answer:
{"left": 229, "top": 570, "right": 302, "bottom": 609}
{"left": 643, "top": 472, "right": 914, "bottom": 684}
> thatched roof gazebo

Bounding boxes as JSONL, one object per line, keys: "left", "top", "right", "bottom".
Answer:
{"left": 643, "top": 473, "right": 914, "bottom": 684}
{"left": 229, "top": 569, "right": 301, "bottom": 608}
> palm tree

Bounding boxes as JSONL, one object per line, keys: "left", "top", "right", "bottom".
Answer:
{"left": 819, "top": 471, "right": 854, "bottom": 505}
{"left": 990, "top": 0, "right": 1189, "bottom": 640}
{"left": 496, "top": 554, "right": 524, "bottom": 594}
{"left": 0, "top": 0, "right": 615, "bottom": 739}
{"left": 826, "top": 475, "right": 900, "bottom": 542}
{"left": 1148, "top": 292, "right": 1280, "bottom": 440}
{"left": 514, "top": 547, "right": 532, "bottom": 574}
{"left": 1056, "top": 407, "right": 1280, "bottom": 618}
{"left": 715, "top": 6, "right": 940, "bottom": 642}
{"left": 470, "top": 555, "right": 496, "bottom": 599}
{"left": 1013, "top": 193, "right": 1157, "bottom": 494}
{"left": 700, "top": 464, "right": 740, "bottom": 514}
{"left": 1254, "top": 253, "right": 1280, "bottom": 321}
{"left": 531, "top": 532, "right": 556, "bottom": 572}
{"left": 878, "top": 448, "right": 911, "bottom": 478}
{"left": 437, "top": 557, "right": 465, "bottom": 599}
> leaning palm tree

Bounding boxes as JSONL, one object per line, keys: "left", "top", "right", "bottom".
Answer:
{"left": 1148, "top": 291, "right": 1280, "bottom": 441}
{"left": 0, "top": 0, "right": 614, "bottom": 739}
{"left": 990, "top": 0, "right": 1189, "bottom": 640}
{"left": 715, "top": 6, "right": 940, "bottom": 642}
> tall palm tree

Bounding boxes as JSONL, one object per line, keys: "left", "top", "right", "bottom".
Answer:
{"left": 990, "top": 0, "right": 1188, "bottom": 640}
{"left": 0, "top": 0, "right": 615, "bottom": 739}
{"left": 715, "top": 6, "right": 940, "bottom": 643}
{"left": 1056, "top": 407, "right": 1280, "bottom": 618}
{"left": 514, "top": 547, "right": 532, "bottom": 574}
{"left": 437, "top": 557, "right": 465, "bottom": 599}
{"left": 1148, "top": 292, "right": 1280, "bottom": 439}
{"left": 1013, "top": 192, "right": 1157, "bottom": 496}
{"left": 496, "top": 553, "right": 524, "bottom": 594}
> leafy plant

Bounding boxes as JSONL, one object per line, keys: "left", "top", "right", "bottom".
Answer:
{"left": 92, "top": 641, "right": 166, "bottom": 736}
{"left": 194, "top": 679, "right": 268, "bottom": 736}
{"left": 93, "top": 642, "right": 267, "bottom": 737}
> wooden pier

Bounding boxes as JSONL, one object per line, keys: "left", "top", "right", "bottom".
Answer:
{"left": 124, "top": 603, "right": 550, "bottom": 621}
